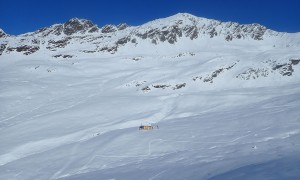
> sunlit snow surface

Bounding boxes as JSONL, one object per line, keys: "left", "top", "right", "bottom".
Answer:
{"left": 1, "top": 46, "right": 300, "bottom": 180}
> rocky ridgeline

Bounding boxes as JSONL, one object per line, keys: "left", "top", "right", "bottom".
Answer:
{"left": 1, "top": 14, "right": 299, "bottom": 92}
{"left": 0, "top": 13, "right": 280, "bottom": 55}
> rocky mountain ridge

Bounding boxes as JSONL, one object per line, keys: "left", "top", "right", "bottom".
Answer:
{"left": 1, "top": 13, "right": 300, "bottom": 92}
{"left": 0, "top": 13, "right": 291, "bottom": 56}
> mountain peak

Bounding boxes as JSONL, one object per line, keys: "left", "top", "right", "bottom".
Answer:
{"left": 171, "top": 12, "right": 198, "bottom": 19}
{"left": 65, "top": 18, "right": 94, "bottom": 25}
{"left": 63, "top": 18, "right": 97, "bottom": 35}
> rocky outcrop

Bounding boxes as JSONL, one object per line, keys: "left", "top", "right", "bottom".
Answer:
{"left": 202, "top": 63, "right": 237, "bottom": 83}
{"left": 7, "top": 45, "right": 40, "bottom": 55}
{"left": 237, "top": 68, "right": 269, "bottom": 80}
{"left": 47, "top": 37, "right": 71, "bottom": 50}
{"left": 25, "top": 18, "right": 99, "bottom": 37}
{"left": 272, "top": 58, "right": 300, "bottom": 76}
{"left": 101, "top": 24, "right": 117, "bottom": 33}
{"left": 117, "top": 23, "right": 129, "bottom": 30}
{"left": 237, "top": 58, "right": 300, "bottom": 80}
{"left": 0, "top": 29, "right": 7, "bottom": 38}
{"left": 63, "top": 18, "right": 98, "bottom": 35}
{"left": 0, "top": 44, "right": 7, "bottom": 55}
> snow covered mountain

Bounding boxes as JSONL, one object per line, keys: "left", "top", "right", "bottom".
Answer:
{"left": 1, "top": 13, "right": 299, "bottom": 55}
{"left": 1, "top": 13, "right": 300, "bottom": 91}
{"left": 1, "top": 13, "right": 300, "bottom": 180}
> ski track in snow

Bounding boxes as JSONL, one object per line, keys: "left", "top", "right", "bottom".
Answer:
{"left": 149, "top": 170, "right": 167, "bottom": 180}
{"left": 90, "top": 132, "right": 253, "bottom": 159}
{"left": 50, "top": 142, "right": 82, "bottom": 180}
{"left": 1, "top": 98, "right": 299, "bottom": 170}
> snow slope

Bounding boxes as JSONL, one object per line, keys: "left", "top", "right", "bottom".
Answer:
{"left": 1, "top": 13, "right": 300, "bottom": 180}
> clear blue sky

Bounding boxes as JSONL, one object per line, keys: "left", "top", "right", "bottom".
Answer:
{"left": 1, "top": 0, "right": 300, "bottom": 35}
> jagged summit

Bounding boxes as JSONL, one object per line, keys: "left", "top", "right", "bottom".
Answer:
{"left": 21, "top": 18, "right": 99, "bottom": 37}
{"left": 63, "top": 18, "right": 98, "bottom": 35}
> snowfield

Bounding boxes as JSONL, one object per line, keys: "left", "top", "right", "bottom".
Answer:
{"left": 1, "top": 13, "right": 300, "bottom": 179}
{"left": 1, "top": 54, "right": 300, "bottom": 180}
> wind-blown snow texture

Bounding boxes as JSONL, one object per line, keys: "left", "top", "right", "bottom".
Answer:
{"left": 1, "top": 13, "right": 300, "bottom": 180}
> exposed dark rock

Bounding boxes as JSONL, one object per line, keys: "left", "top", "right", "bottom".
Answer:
{"left": 88, "top": 26, "right": 99, "bottom": 33}
{"left": 81, "top": 50, "right": 96, "bottom": 53}
{"left": 36, "top": 27, "right": 48, "bottom": 34}
{"left": 0, "top": 44, "right": 7, "bottom": 55}
{"left": 272, "top": 63, "right": 287, "bottom": 71}
{"left": 204, "top": 68, "right": 224, "bottom": 83}
{"left": 63, "top": 55, "right": 73, "bottom": 58}
{"left": 203, "top": 63, "right": 237, "bottom": 83}
{"left": 237, "top": 68, "right": 269, "bottom": 80}
{"left": 272, "top": 60, "right": 298, "bottom": 76}
{"left": 117, "top": 23, "right": 129, "bottom": 30}
{"left": 251, "top": 24, "right": 267, "bottom": 40}
{"left": 132, "top": 56, "right": 142, "bottom": 61}
{"left": 53, "top": 54, "right": 73, "bottom": 58}
{"left": 151, "top": 39, "right": 157, "bottom": 44}
{"left": 33, "top": 25, "right": 63, "bottom": 37}
{"left": 7, "top": 45, "right": 40, "bottom": 55}
{"left": 184, "top": 25, "right": 198, "bottom": 40}
{"left": 98, "top": 45, "right": 118, "bottom": 54}
{"left": 166, "top": 25, "right": 182, "bottom": 44}
{"left": 136, "top": 32, "right": 147, "bottom": 39}
{"left": 290, "top": 59, "right": 300, "bottom": 65}
{"left": 209, "top": 28, "right": 218, "bottom": 38}
{"left": 142, "top": 86, "right": 151, "bottom": 92}
{"left": 237, "top": 58, "right": 300, "bottom": 79}
{"left": 140, "top": 82, "right": 186, "bottom": 92}
{"left": 47, "top": 37, "right": 71, "bottom": 50}
{"left": 116, "top": 36, "right": 130, "bottom": 45}
{"left": 173, "top": 83, "right": 186, "bottom": 90}
{"left": 193, "top": 76, "right": 202, "bottom": 81}
{"left": 225, "top": 35, "right": 233, "bottom": 41}
{"left": 0, "top": 29, "right": 7, "bottom": 38}
{"left": 101, "top": 25, "right": 117, "bottom": 33}
{"left": 159, "top": 34, "right": 166, "bottom": 42}
{"left": 131, "top": 38, "right": 137, "bottom": 44}
{"left": 152, "top": 84, "right": 171, "bottom": 89}
{"left": 63, "top": 18, "right": 95, "bottom": 35}
{"left": 53, "top": 25, "right": 64, "bottom": 36}
{"left": 236, "top": 34, "right": 242, "bottom": 39}
{"left": 147, "top": 28, "right": 159, "bottom": 39}
{"left": 135, "top": 25, "right": 183, "bottom": 44}
{"left": 173, "top": 52, "right": 195, "bottom": 58}
{"left": 32, "top": 39, "right": 40, "bottom": 44}
{"left": 226, "top": 63, "right": 236, "bottom": 70}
